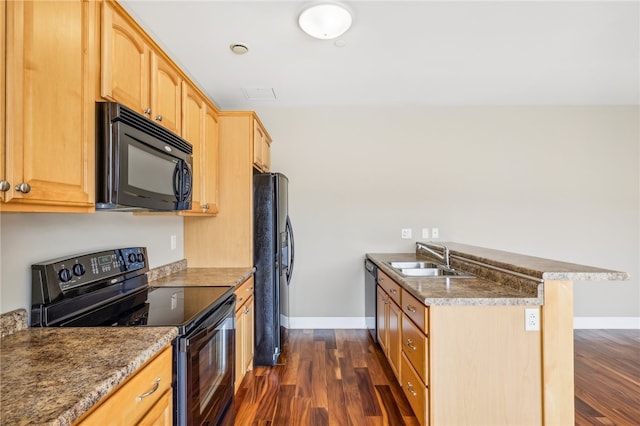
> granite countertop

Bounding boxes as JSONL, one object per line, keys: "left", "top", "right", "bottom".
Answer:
{"left": 0, "top": 325, "right": 178, "bottom": 426}
{"left": 442, "top": 242, "right": 630, "bottom": 281}
{"left": 149, "top": 266, "right": 255, "bottom": 287}
{"left": 367, "top": 242, "right": 628, "bottom": 307}
{"left": 368, "top": 253, "right": 543, "bottom": 306}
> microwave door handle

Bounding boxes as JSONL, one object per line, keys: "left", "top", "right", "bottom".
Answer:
{"left": 172, "top": 162, "right": 181, "bottom": 197}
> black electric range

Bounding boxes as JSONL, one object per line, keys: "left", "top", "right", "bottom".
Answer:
{"left": 30, "top": 247, "right": 236, "bottom": 426}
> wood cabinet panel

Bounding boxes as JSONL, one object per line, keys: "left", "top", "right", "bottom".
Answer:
{"left": 2, "top": 0, "right": 95, "bottom": 212}
{"left": 185, "top": 112, "right": 255, "bottom": 267}
{"left": 101, "top": 1, "right": 150, "bottom": 114}
{"left": 102, "top": 1, "right": 182, "bottom": 135}
{"left": 388, "top": 296, "right": 402, "bottom": 379}
{"left": 402, "top": 314, "right": 428, "bottom": 383}
{"left": 179, "top": 85, "right": 219, "bottom": 216}
{"left": 151, "top": 52, "right": 181, "bottom": 134}
{"left": 75, "top": 346, "right": 173, "bottom": 426}
{"left": 202, "top": 105, "right": 220, "bottom": 214}
{"left": 377, "top": 284, "right": 401, "bottom": 381}
{"left": 252, "top": 118, "right": 271, "bottom": 172}
{"left": 181, "top": 82, "right": 205, "bottom": 212}
{"left": 401, "top": 288, "right": 428, "bottom": 331}
{"left": 429, "top": 306, "right": 542, "bottom": 426}
{"left": 378, "top": 270, "right": 401, "bottom": 306}
{"left": 376, "top": 286, "right": 387, "bottom": 353}
{"left": 235, "top": 277, "right": 255, "bottom": 392}
{"left": 401, "top": 353, "right": 428, "bottom": 426}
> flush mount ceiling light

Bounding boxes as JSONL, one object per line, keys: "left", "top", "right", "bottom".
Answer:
{"left": 298, "top": 3, "right": 352, "bottom": 40}
{"left": 230, "top": 43, "right": 249, "bottom": 55}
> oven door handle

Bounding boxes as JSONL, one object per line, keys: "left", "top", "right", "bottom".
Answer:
{"left": 180, "top": 297, "right": 235, "bottom": 352}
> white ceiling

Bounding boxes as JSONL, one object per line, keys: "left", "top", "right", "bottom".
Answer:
{"left": 120, "top": 1, "right": 640, "bottom": 110}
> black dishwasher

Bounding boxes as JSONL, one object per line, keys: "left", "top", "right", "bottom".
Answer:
{"left": 364, "top": 259, "right": 378, "bottom": 342}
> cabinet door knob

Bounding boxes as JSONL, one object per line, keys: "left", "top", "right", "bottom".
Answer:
{"left": 144, "top": 108, "right": 151, "bottom": 115}
{"left": 155, "top": 115, "right": 163, "bottom": 121}
{"left": 15, "top": 183, "right": 31, "bottom": 193}
{"left": 0, "top": 181, "right": 10, "bottom": 192}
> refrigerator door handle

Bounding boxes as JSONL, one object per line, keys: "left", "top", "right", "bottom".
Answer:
{"left": 285, "top": 215, "right": 295, "bottom": 285}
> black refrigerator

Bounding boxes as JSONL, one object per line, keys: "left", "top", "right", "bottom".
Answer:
{"left": 253, "top": 172, "right": 295, "bottom": 366}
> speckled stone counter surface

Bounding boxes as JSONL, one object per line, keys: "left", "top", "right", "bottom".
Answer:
{"left": 0, "top": 326, "right": 178, "bottom": 426}
{"left": 368, "top": 253, "right": 543, "bottom": 306}
{"left": 0, "top": 308, "right": 28, "bottom": 338}
{"left": 368, "top": 241, "right": 628, "bottom": 307}
{"left": 442, "top": 241, "right": 629, "bottom": 281}
{"left": 148, "top": 266, "right": 255, "bottom": 287}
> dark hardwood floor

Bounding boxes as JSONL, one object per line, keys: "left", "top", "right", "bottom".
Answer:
{"left": 224, "top": 328, "right": 640, "bottom": 425}
{"left": 574, "top": 329, "right": 640, "bottom": 426}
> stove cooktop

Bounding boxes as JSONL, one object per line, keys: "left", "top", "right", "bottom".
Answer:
{"left": 146, "top": 286, "right": 235, "bottom": 332}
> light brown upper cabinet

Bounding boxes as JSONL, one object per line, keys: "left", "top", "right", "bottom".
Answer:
{"left": 1, "top": 0, "right": 96, "bottom": 213}
{"left": 101, "top": 1, "right": 181, "bottom": 135}
{"left": 253, "top": 119, "right": 271, "bottom": 172}
{"left": 179, "top": 82, "right": 219, "bottom": 216}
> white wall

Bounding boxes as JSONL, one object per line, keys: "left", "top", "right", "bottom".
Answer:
{"left": 0, "top": 212, "right": 184, "bottom": 315}
{"left": 256, "top": 106, "right": 639, "bottom": 323}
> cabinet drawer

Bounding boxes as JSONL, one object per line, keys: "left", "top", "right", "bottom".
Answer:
{"left": 378, "top": 270, "right": 401, "bottom": 306}
{"left": 402, "top": 288, "right": 428, "bottom": 331}
{"left": 401, "top": 353, "right": 428, "bottom": 426}
{"left": 76, "top": 345, "right": 172, "bottom": 425}
{"left": 402, "top": 314, "right": 428, "bottom": 383}
{"left": 234, "top": 277, "right": 255, "bottom": 311}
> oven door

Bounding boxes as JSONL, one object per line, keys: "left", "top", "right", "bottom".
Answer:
{"left": 176, "top": 296, "right": 235, "bottom": 426}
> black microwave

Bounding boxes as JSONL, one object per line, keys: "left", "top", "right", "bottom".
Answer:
{"left": 96, "top": 102, "right": 193, "bottom": 211}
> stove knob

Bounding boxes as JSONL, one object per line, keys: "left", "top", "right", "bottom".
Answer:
{"left": 128, "top": 253, "right": 137, "bottom": 263}
{"left": 72, "top": 263, "right": 86, "bottom": 277}
{"left": 136, "top": 253, "right": 145, "bottom": 263}
{"left": 58, "top": 268, "right": 72, "bottom": 283}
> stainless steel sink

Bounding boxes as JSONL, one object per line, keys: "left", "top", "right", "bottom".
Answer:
{"left": 388, "top": 261, "right": 440, "bottom": 269}
{"left": 387, "top": 261, "right": 474, "bottom": 278}
{"left": 398, "top": 267, "right": 472, "bottom": 277}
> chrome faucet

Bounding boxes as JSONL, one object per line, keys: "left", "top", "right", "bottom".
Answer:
{"left": 416, "top": 242, "right": 450, "bottom": 268}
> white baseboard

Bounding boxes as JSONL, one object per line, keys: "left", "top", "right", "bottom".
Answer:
{"left": 573, "top": 317, "right": 640, "bottom": 329}
{"left": 281, "top": 315, "right": 367, "bottom": 329}
{"left": 280, "top": 315, "right": 640, "bottom": 330}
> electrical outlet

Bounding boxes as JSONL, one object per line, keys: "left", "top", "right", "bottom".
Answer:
{"left": 170, "top": 235, "right": 177, "bottom": 250}
{"left": 525, "top": 308, "right": 540, "bottom": 331}
{"left": 401, "top": 228, "right": 412, "bottom": 239}
{"left": 431, "top": 228, "right": 439, "bottom": 239}
{"left": 422, "top": 228, "right": 429, "bottom": 239}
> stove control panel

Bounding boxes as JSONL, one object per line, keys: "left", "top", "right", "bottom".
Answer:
{"left": 31, "top": 247, "right": 149, "bottom": 304}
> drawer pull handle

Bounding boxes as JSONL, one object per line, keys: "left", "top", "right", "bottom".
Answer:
{"left": 406, "top": 305, "right": 417, "bottom": 313}
{"left": 238, "top": 296, "right": 244, "bottom": 303}
{"left": 247, "top": 287, "right": 253, "bottom": 292}
{"left": 406, "top": 339, "right": 417, "bottom": 351}
{"left": 136, "top": 378, "right": 161, "bottom": 402}
{"left": 389, "top": 288, "right": 397, "bottom": 294}
{"left": 407, "top": 382, "right": 417, "bottom": 397}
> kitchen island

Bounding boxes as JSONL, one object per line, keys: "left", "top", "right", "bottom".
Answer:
{"left": 367, "top": 242, "right": 628, "bottom": 426}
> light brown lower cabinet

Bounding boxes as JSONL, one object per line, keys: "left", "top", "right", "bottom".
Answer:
{"left": 235, "top": 276, "right": 255, "bottom": 392}
{"left": 73, "top": 345, "right": 173, "bottom": 426}
{"left": 378, "top": 271, "right": 543, "bottom": 426}
{"left": 376, "top": 273, "right": 402, "bottom": 381}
